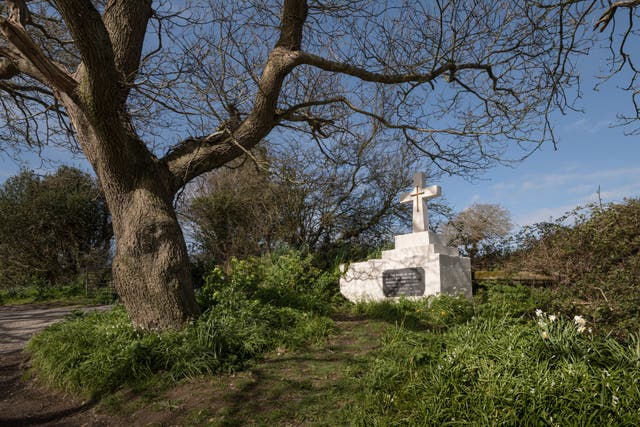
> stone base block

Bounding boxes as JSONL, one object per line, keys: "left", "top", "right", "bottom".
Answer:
{"left": 340, "top": 252, "right": 471, "bottom": 303}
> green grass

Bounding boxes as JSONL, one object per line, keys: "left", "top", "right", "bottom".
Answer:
{"left": 323, "top": 285, "right": 640, "bottom": 425}
{"left": 28, "top": 301, "right": 336, "bottom": 398}
{"left": 0, "top": 282, "right": 116, "bottom": 306}
{"left": 24, "top": 251, "right": 640, "bottom": 424}
{"left": 27, "top": 251, "right": 339, "bottom": 398}
{"left": 88, "top": 292, "right": 640, "bottom": 426}
{"left": 339, "top": 315, "right": 640, "bottom": 425}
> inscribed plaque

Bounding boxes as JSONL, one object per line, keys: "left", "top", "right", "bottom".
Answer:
{"left": 382, "top": 267, "right": 425, "bottom": 297}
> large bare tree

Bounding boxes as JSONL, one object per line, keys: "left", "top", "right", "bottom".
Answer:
{"left": 0, "top": 0, "right": 592, "bottom": 330}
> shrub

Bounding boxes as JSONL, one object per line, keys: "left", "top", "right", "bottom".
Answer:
{"left": 28, "top": 251, "right": 337, "bottom": 397}
{"left": 197, "top": 250, "right": 340, "bottom": 315}
{"left": 502, "top": 199, "right": 640, "bottom": 341}
{"left": 0, "top": 167, "right": 112, "bottom": 289}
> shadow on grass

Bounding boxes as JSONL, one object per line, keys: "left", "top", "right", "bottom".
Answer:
{"left": 216, "top": 358, "right": 356, "bottom": 426}
{"left": 0, "top": 400, "right": 97, "bottom": 427}
{"left": 205, "top": 318, "right": 384, "bottom": 426}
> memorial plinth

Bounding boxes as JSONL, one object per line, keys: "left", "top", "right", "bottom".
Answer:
{"left": 340, "top": 173, "right": 472, "bottom": 302}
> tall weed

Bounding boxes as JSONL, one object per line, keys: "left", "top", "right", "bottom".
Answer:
{"left": 341, "top": 306, "right": 640, "bottom": 425}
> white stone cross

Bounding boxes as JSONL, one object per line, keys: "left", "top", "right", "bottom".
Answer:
{"left": 400, "top": 172, "right": 441, "bottom": 233}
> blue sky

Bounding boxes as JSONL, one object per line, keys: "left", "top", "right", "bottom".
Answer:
{"left": 439, "top": 51, "right": 640, "bottom": 228}
{"left": 2, "top": 48, "right": 639, "bottom": 230}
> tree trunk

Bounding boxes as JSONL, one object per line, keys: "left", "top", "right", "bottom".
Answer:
{"left": 64, "top": 99, "right": 200, "bottom": 330}
{"left": 110, "top": 185, "right": 200, "bottom": 330}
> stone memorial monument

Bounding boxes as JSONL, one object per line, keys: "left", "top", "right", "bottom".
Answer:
{"left": 340, "top": 172, "right": 472, "bottom": 302}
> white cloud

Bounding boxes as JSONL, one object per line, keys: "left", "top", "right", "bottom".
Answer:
{"left": 598, "top": 182, "right": 640, "bottom": 201}
{"left": 521, "top": 173, "right": 576, "bottom": 191}
{"left": 568, "top": 183, "right": 596, "bottom": 195}
{"left": 514, "top": 204, "right": 578, "bottom": 227}
{"left": 494, "top": 166, "right": 640, "bottom": 227}
{"left": 491, "top": 182, "right": 518, "bottom": 192}
{"left": 564, "top": 118, "right": 613, "bottom": 134}
{"left": 502, "top": 167, "right": 640, "bottom": 197}
{"left": 468, "top": 194, "right": 481, "bottom": 204}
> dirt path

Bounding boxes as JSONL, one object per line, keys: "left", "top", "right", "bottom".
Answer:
{"left": 0, "top": 304, "right": 111, "bottom": 427}
{"left": 0, "top": 307, "right": 384, "bottom": 426}
{"left": 0, "top": 304, "right": 110, "bottom": 354}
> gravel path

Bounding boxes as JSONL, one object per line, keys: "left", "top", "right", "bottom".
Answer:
{"left": 0, "top": 304, "right": 111, "bottom": 354}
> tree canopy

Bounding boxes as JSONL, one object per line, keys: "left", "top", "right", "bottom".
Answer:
{"left": 0, "top": 166, "right": 112, "bottom": 288}
{"left": 0, "top": 0, "right": 598, "bottom": 174}
{"left": 443, "top": 203, "right": 512, "bottom": 262}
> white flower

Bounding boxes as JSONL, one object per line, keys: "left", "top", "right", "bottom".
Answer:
{"left": 548, "top": 314, "right": 557, "bottom": 322}
{"left": 573, "top": 316, "right": 587, "bottom": 326}
{"left": 612, "top": 395, "right": 619, "bottom": 406}
{"left": 535, "top": 309, "right": 544, "bottom": 318}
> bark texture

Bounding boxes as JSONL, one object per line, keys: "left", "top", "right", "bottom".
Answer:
{"left": 111, "top": 187, "right": 199, "bottom": 330}
{"left": 62, "top": 95, "right": 200, "bottom": 329}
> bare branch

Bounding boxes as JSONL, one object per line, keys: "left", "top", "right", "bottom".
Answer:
{"left": 297, "top": 51, "right": 497, "bottom": 86}
{"left": 162, "top": 0, "right": 310, "bottom": 191}
{"left": 0, "top": 19, "right": 77, "bottom": 94}
{"left": 277, "top": 96, "right": 492, "bottom": 137}
{"left": 594, "top": 0, "right": 640, "bottom": 32}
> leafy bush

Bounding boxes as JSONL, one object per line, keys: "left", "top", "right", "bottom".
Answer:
{"left": 499, "top": 199, "right": 640, "bottom": 341}
{"left": 0, "top": 167, "right": 112, "bottom": 289}
{"left": 197, "top": 250, "right": 340, "bottom": 315}
{"left": 28, "top": 251, "right": 337, "bottom": 397}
